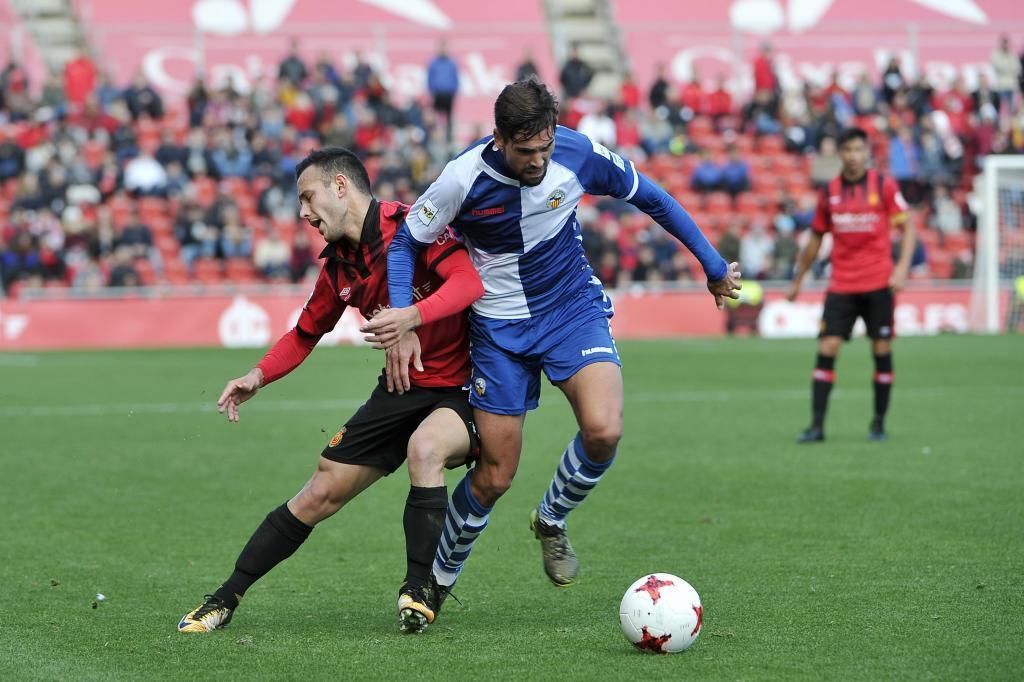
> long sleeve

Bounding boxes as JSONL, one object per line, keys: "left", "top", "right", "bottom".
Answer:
{"left": 256, "top": 327, "right": 320, "bottom": 385}
{"left": 388, "top": 222, "right": 431, "bottom": 307}
{"left": 414, "top": 247, "right": 484, "bottom": 325}
{"left": 628, "top": 173, "right": 728, "bottom": 280}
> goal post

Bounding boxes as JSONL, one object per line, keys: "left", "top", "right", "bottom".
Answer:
{"left": 971, "top": 155, "right": 1024, "bottom": 333}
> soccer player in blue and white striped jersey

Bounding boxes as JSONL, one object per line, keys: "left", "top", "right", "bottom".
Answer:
{"left": 364, "top": 78, "right": 741, "bottom": 602}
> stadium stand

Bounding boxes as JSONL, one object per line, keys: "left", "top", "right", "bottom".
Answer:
{"left": 1, "top": 2, "right": 1022, "bottom": 297}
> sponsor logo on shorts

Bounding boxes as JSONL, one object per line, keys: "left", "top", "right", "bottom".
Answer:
{"left": 473, "top": 377, "right": 486, "bottom": 397}
{"left": 339, "top": 287, "right": 351, "bottom": 300}
{"left": 329, "top": 427, "right": 346, "bottom": 447}
{"left": 547, "top": 189, "right": 566, "bottom": 210}
{"left": 878, "top": 325, "right": 892, "bottom": 337}
{"left": 581, "top": 346, "right": 614, "bottom": 357}
{"left": 418, "top": 199, "right": 438, "bottom": 226}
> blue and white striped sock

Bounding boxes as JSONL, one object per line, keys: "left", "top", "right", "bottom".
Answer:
{"left": 432, "top": 470, "right": 491, "bottom": 588}
{"left": 537, "top": 432, "right": 614, "bottom": 529}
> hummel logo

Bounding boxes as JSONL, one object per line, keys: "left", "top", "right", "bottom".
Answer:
{"left": 472, "top": 206, "right": 505, "bottom": 217}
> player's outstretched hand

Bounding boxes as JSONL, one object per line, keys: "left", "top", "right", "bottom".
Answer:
{"left": 362, "top": 306, "right": 422, "bottom": 349}
{"left": 708, "top": 262, "right": 742, "bottom": 310}
{"left": 785, "top": 281, "right": 801, "bottom": 302}
{"left": 385, "top": 331, "right": 424, "bottom": 395}
{"left": 216, "top": 368, "right": 263, "bottom": 423}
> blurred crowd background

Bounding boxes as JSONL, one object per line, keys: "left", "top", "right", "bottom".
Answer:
{"left": 1, "top": 31, "right": 1022, "bottom": 296}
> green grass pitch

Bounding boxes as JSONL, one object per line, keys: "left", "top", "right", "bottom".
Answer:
{"left": 1, "top": 336, "right": 1022, "bottom": 680}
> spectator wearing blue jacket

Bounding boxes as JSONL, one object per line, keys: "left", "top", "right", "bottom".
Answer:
{"left": 721, "top": 146, "right": 751, "bottom": 197}
{"left": 691, "top": 149, "right": 724, "bottom": 193}
{"left": 427, "top": 40, "right": 460, "bottom": 143}
{"left": 889, "top": 126, "right": 921, "bottom": 204}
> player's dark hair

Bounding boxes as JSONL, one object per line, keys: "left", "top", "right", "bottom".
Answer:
{"left": 294, "top": 147, "right": 372, "bottom": 195}
{"left": 494, "top": 77, "right": 559, "bottom": 143}
{"left": 837, "top": 127, "right": 868, "bottom": 147}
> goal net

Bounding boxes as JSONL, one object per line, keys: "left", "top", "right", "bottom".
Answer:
{"left": 971, "top": 155, "right": 1024, "bottom": 333}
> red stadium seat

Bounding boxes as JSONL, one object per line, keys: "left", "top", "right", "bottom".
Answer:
{"left": 757, "top": 135, "right": 786, "bottom": 154}
{"left": 706, "top": 192, "right": 732, "bottom": 214}
{"left": 134, "top": 259, "right": 157, "bottom": 286}
{"left": 193, "top": 258, "right": 224, "bottom": 284}
{"left": 225, "top": 258, "right": 260, "bottom": 283}
{"left": 927, "top": 251, "right": 954, "bottom": 278}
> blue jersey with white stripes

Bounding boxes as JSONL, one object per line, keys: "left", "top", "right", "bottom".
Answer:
{"left": 403, "top": 126, "right": 639, "bottom": 319}
{"left": 391, "top": 125, "right": 727, "bottom": 319}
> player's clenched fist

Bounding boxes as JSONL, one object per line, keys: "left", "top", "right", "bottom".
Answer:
{"left": 217, "top": 367, "right": 264, "bottom": 422}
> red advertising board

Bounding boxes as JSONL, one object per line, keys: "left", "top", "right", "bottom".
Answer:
{"left": 0, "top": 284, "right": 1005, "bottom": 351}
{"left": 617, "top": 0, "right": 1023, "bottom": 93}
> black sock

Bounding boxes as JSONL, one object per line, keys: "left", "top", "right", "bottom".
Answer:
{"left": 403, "top": 486, "right": 448, "bottom": 588}
{"left": 214, "top": 503, "right": 313, "bottom": 608}
{"left": 811, "top": 354, "right": 836, "bottom": 429}
{"left": 873, "top": 354, "right": 894, "bottom": 422}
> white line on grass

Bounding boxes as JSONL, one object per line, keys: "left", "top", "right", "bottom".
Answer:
{"left": 1, "top": 386, "right": 1021, "bottom": 418}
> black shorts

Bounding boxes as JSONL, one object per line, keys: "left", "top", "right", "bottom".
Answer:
{"left": 820, "top": 288, "right": 894, "bottom": 341}
{"left": 322, "top": 375, "right": 480, "bottom": 475}
{"left": 432, "top": 92, "right": 454, "bottom": 115}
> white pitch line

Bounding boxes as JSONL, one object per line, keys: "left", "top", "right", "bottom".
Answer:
{"left": 1, "top": 386, "right": 1021, "bottom": 418}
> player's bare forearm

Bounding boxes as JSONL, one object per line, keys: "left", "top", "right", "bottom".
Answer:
{"left": 891, "top": 216, "right": 915, "bottom": 291}
{"left": 896, "top": 216, "right": 915, "bottom": 272}
{"left": 788, "top": 232, "right": 823, "bottom": 300}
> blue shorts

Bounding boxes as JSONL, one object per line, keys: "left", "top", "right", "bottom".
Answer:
{"left": 468, "top": 283, "right": 621, "bottom": 415}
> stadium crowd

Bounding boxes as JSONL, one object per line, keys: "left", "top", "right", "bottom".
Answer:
{"left": 1, "top": 36, "right": 1023, "bottom": 295}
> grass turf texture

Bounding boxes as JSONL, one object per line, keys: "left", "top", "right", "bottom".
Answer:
{"left": 0, "top": 336, "right": 1021, "bottom": 680}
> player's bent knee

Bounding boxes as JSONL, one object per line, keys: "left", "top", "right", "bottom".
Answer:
{"left": 472, "top": 466, "right": 513, "bottom": 503}
{"left": 407, "top": 436, "right": 447, "bottom": 469}
{"left": 581, "top": 421, "right": 623, "bottom": 457}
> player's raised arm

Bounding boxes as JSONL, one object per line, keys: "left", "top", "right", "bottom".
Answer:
{"left": 627, "top": 172, "right": 741, "bottom": 308}
{"left": 576, "top": 132, "right": 739, "bottom": 307}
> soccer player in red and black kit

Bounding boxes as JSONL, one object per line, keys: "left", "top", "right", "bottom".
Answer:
{"left": 177, "top": 148, "right": 484, "bottom": 634}
{"left": 787, "top": 127, "right": 916, "bottom": 442}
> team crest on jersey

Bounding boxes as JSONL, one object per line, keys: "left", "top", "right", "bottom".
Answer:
{"left": 329, "top": 427, "right": 346, "bottom": 447}
{"left": 547, "top": 189, "right": 566, "bottom": 210}
{"left": 868, "top": 193, "right": 880, "bottom": 206}
{"left": 473, "top": 377, "right": 487, "bottom": 397}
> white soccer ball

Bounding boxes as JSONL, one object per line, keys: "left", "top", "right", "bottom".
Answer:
{"left": 619, "top": 573, "right": 703, "bottom": 654}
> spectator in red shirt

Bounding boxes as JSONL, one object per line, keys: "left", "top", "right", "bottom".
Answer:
{"left": 680, "top": 73, "right": 705, "bottom": 117}
{"left": 707, "top": 75, "right": 733, "bottom": 127}
{"left": 753, "top": 42, "right": 778, "bottom": 95}
{"left": 64, "top": 49, "right": 97, "bottom": 108}
{"left": 619, "top": 72, "right": 641, "bottom": 110}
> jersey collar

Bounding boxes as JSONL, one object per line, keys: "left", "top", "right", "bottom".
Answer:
{"left": 318, "top": 198, "right": 382, "bottom": 261}
{"left": 480, "top": 143, "right": 520, "bottom": 187}
{"left": 318, "top": 198, "right": 384, "bottom": 280}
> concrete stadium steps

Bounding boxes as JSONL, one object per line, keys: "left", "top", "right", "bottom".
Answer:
{"left": 9, "top": 0, "right": 87, "bottom": 72}
{"left": 544, "top": 0, "right": 627, "bottom": 99}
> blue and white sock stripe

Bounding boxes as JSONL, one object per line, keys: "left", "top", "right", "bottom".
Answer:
{"left": 538, "top": 432, "right": 614, "bottom": 528}
{"left": 433, "top": 472, "right": 491, "bottom": 587}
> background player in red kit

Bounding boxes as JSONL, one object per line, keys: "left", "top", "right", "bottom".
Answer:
{"left": 177, "top": 148, "right": 483, "bottom": 635}
{"left": 787, "top": 127, "right": 915, "bottom": 442}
